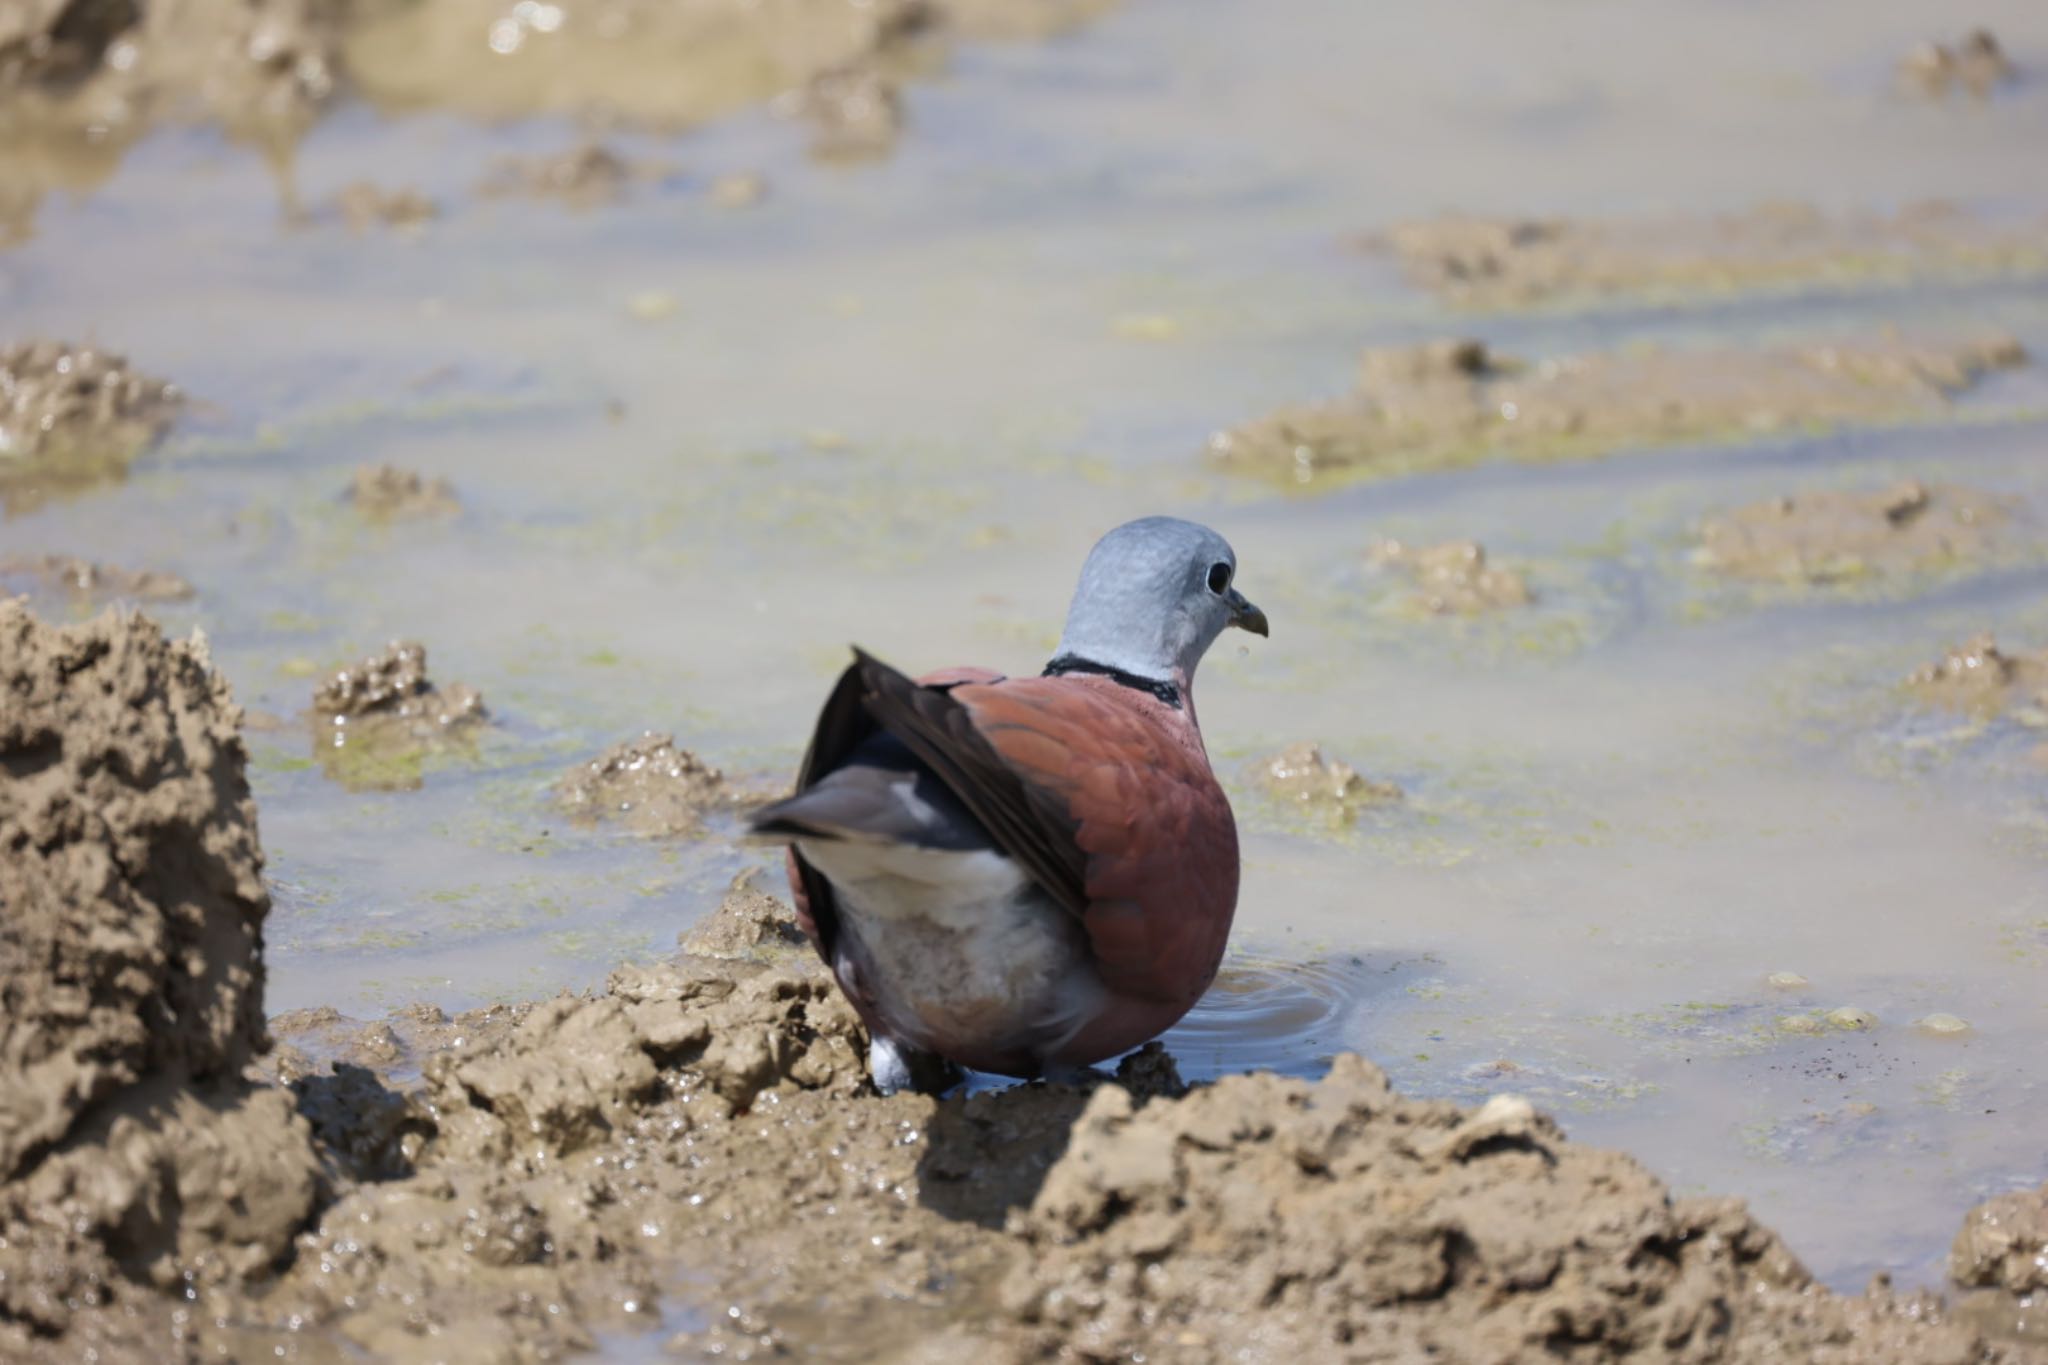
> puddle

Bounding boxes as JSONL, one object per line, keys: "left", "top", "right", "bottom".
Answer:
{"left": 6, "top": 0, "right": 2048, "bottom": 1354}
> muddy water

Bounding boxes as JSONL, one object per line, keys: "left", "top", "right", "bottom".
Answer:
{"left": 5, "top": 0, "right": 2048, "bottom": 1317}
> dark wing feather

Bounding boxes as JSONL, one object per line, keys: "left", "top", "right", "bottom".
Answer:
{"left": 850, "top": 649, "right": 1089, "bottom": 917}
{"left": 782, "top": 660, "right": 878, "bottom": 963}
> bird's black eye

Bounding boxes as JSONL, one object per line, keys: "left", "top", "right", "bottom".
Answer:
{"left": 1206, "top": 561, "right": 1232, "bottom": 594}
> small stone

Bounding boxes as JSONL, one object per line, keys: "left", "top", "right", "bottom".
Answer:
{"left": 1765, "top": 971, "right": 1809, "bottom": 990}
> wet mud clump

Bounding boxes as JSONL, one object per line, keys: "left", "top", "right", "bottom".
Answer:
{"left": 1908, "top": 634, "right": 2048, "bottom": 720}
{"left": 1900, "top": 31, "right": 2016, "bottom": 101}
{"left": 678, "top": 871, "right": 809, "bottom": 959}
{"left": 1697, "top": 480, "right": 2016, "bottom": 586}
{"left": 1951, "top": 1183, "right": 2048, "bottom": 1348}
{"left": 1210, "top": 331, "right": 2026, "bottom": 488}
{"left": 310, "top": 639, "right": 485, "bottom": 790}
{"left": 477, "top": 142, "right": 666, "bottom": 207}
{"left": 1378, "top": 201, "right": 2048, "bottom": 309}
{"left": 0, "top": 553, "right": 194, "bottom": 602}
{"left": 556, "top": 730, "right": 734, "bottom": 836}
{"left": 347, "top": 461, "right": 459, "bottom": 519}
{"left": 1369, "top": 537, "right": 1532, "bottom": 613}
{"left": 0, "top": 340, "right": 182, "bottom": 514}
{"left": 0, "top": 601, "right": 319, "bottom": 1359}
{"left": 1255, "top": 742, "right": 1402, "bottom": 824}
{"left": 330, "top": 180, "right": 437, "bottom": 233}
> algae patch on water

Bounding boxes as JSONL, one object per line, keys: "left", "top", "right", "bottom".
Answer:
{"left": 1210, "top": 332, "right": 2026, "bottom": 490}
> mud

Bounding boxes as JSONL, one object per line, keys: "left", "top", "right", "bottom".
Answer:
{"left": 0, "top": 0, "right": 1118, "bottom": 242}
{"left": 0, "top": 602, "right": 320, "bottom": 1360}
{"left": 347, "top": 462, "right": 460, "bottom": 519}
{"left": 309, "top": 639, "right": 486, "bottom": 791}
{"left": 0, "top": 553, "right": 194, "bottom": 602}
{"left": 1907, "top": 633, "right": 2048, "bottom": 720}
{"left": 1378, "top": 201, "right": 2048, "bottom": 309}
{"left": 1254, "top": 742, "right": 1402, "bottom": 824}
{"left": 1368, "top": 537, "right": 1532, "bottom": 614}
{"left": 1209, "top": 331, "right": 2026, "bottom": 488}
{"left": 1900, "top": 31, "right": 2016, "bottom": 101}
{"left": 476, "top": 143, "right": 666, "bottom": 207}
{"left": 331, "top": 180, "right": 437, "bottom": 233}
{"left": 555, "top": 730, "right": 736, "bottom": 837}
{"left": 0, "top": 340, "right": 182, "bottom": 515}
{"left": 1696, "top": 480, "right": 2016, "bottom": 586}
{"left": 5, "top": 617, "right": 2046, "bottom": 1363}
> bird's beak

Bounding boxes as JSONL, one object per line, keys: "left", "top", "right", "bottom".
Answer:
{"left": 1226, "top": 587, "right": 1270, "bottom": 638}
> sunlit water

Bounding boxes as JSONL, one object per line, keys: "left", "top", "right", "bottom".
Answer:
{"left": 6, "top": 0, "right": 2048, "bottom": 1295}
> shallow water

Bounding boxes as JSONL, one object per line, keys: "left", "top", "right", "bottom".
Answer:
{"left": 7, "top": 0, "right": 2048, "bottom": 1299}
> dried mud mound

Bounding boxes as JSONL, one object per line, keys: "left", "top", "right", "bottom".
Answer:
{"left": 0, "top": 554, "right": 194, "bottom": 602}
{"left": 1368, "top": 537, "right": 1532, "bottom": 614}
{"left": 0, "top": 340, "right": 182, "bottom": 514}
{"left": 1909, "top": 634, "right": 2048, "bottom": 719}
{"left": 998, "top": 1061, "right": 2040, "bottom": 1364}
{"left": 1211, "top": 332, "right": 2025, "bottom": 488}
{"left": 0, "top": 602, "right": 318, "bottom": 1357}
{"left": 1379, "top": 201, "right": 2048, "bottom": 309}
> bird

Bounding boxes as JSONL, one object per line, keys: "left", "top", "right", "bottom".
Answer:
{"left": 744, "top": 516, "right": 1267, "bottom": 1093}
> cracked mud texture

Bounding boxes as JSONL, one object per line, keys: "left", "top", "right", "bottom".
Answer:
{"left": 347, "top": 462, "right": 459, "bottom": 519}
{"left": 1378, "top": 201, "right": 2048, "bottom": 309}
{"left": 0, "top": 553, "right": 194, "bottom": 602}
{"left": 1697, "top": 480, "right": 2016, "bottom": 585}
{"left": 0, "top": 0, "right": 1119, "bottom": 241}
{"left": 0, "top": 601, "right": 320, "bottom": 1360}
{"left": 1210, "top": 331, "right": 2027, "bottom": 488}
{"left": 555, "top": 730, "right": 735, "bottom": 836}
{"left": 1254, "top": 742, "right": 1402, "bottom": 824}
{"left": 0, "top": 340, "right": 183, "bottom": 515}
{"left": 1908, "top": 634, "right": 2048, "bottom": 720}
{"left": 309, "top": 639, "right": 485, "bottom": 791}
{"left": 1899, "top": 31, "right": 2016, "bottom": 101}
{"left": 1368, "top": 538, "right": 1532, "bottom": 614}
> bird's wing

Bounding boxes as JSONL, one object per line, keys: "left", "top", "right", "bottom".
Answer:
{"left": 859, "top": 653, "right": 1239, "bottom": 1009}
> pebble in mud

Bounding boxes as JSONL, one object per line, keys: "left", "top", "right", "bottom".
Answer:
{"left": 1254, "top": 741, "right": 1402, "bottom": 821}
{"left": 556, "top": 731, "right": 735, "bottom": 836}
{"left": 1376, "top": 200, "right": 2048, "bottom": 308}
{"left": 1909, "top": 633, "right": 2048, "bottom": 720}
{"left": 309, "top": 640, "right": 486, "bottom": 791}
{"left": 1900, "top": 30, "right": 2016, "bottom": 100}
{"left": 1696, "top": 480, "right": 2015, "bottom": 586}
{"left": 0, "top": 553, "right": 193, "bottom": 601}
{"left": 0, "top": 340, "right": 182, "bottom": 513}
{"left": 1208, "top": 331, "right": 2026, "bottom": 488}
{"left": 347, "top": 462, "right": 460, "bottom": 519}
{"left": 1368, "top": 537, "right": 1532, "bottom": 614}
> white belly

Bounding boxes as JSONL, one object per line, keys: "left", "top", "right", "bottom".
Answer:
{"left": 794, "top": 837, "right": 1102, "bottom": 1061}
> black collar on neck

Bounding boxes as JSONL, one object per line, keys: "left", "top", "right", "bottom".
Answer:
{"left": 1042, "top": 654, "right": 1182, "bottom": 709}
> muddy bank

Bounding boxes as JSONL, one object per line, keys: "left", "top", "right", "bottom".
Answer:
{"left": 0, "top": 0, "right": 1117, "bottom": 242}
{"left": 5, "top": 599, "right": 2047, "bottom": 1363}
{"left": 0, "top": 601, "right": 320, "bottom": 1361}
{"left": 555, "top": 731, "right": 738, "bottom": 836}
{"left": 1697, "top": 480, "right": 2018, "bottom": 586}
{"left": 1210, "top": 332, "right": 2025, "bottom": 488}
{"left": 310, "top": 639, "right": 485, "bottom": 790}
{"left": 0, "top": 340, "right": 182, "bottom": 515}
{"left": 1377, "top": 201, "right": 2048, "bottom": 309}
{"left": 1368, "top": 538, "right": 1532, "bottom": 614}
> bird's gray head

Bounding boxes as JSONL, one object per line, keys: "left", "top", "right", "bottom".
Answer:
{"left": 1051, "top": 516, "right": 1268, "bottom": 688}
